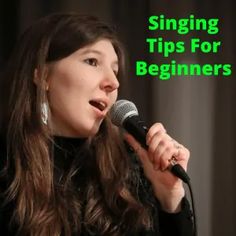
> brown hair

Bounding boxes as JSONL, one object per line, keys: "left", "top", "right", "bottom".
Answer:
{"left": 2, "top": 13, "right": 151, "bottom": 235}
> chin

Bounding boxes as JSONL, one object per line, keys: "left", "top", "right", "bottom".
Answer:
{"left": 88, "top": 125, "right": 102, "bottom": 137}
{"left": 79, "top": 121, "right": 103, "bottom": 138}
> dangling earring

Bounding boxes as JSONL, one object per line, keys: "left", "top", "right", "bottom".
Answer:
{"left": 41, "top": 102, "right": 49, "bottom": 125}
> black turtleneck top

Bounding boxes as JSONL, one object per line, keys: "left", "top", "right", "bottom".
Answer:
{"left": 0, "top": 136, "right": 194, "bottom": 235}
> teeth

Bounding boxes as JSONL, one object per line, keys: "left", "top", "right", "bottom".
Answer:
{"left": 89, "top": 100, "right": 107, "bottom": 111}
{"left": 99, "top": 102, "right": 106, "bottom": 109}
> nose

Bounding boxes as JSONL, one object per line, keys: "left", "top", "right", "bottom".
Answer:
{"left": 100, "top": 69, "right": 120, "bottom": 93}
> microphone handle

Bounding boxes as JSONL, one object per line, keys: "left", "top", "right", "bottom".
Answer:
{"left": 123, "top": 115, "right": 190, "bottom": 183}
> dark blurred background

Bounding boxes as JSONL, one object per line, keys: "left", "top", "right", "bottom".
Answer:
{"left": 0, "top": 0, "right": 235, "bottom": 235}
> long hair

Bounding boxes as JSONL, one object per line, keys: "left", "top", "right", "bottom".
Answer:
{"left": 2, "top": 13, "right": 151, "bottom": 235}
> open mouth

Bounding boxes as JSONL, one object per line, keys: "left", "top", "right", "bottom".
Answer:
{"left": 89, "top": 100, "right": 107, "bottom": 112}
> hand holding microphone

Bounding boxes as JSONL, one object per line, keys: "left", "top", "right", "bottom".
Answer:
{"left": 110, "top": 100, "right": 191, "bottom": 212}
{"left": 110, "top": 99, "right": 190, "bottom": 182}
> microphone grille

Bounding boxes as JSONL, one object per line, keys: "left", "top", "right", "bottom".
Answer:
{"left": 110, "top": 100, "right": 138, "bottom": 126}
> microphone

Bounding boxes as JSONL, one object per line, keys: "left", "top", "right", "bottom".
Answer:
{"left": 110, "top": 99, "right": 190, "bottom": 183}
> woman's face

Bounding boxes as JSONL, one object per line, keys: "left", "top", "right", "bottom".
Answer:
{"left": 47, "top": 39, "right": 119, "bottom": 137}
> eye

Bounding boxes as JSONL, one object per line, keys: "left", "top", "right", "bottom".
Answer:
{"left": 112, "top": 65, "right": 119, "bottom": 76}
{"left": 113, "top": 69, "right": 118, "bottom": 76}
{"left": 84, "top": 58, "right": 98, "bottom": 66}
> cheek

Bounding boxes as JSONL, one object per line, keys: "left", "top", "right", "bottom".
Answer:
{"left": 49, "top": 61, "right": 86, "bottom": 92}
{"left": 49, "top": 70, "right": 88, "bottom": 100}
{"left": 48, "top": 79, "right": 80, "bottom": 116}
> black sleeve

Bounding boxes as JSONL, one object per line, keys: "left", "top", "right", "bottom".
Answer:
{"left": 158, "top": 197, "right": 194, "bottom": 236}
{"left": 138, "top": 174, "right": 194, "bottom": 236}
{"left": 138, "top": 167, "right": 194, "bottom": 236}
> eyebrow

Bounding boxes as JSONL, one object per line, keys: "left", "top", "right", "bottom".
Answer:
{"left": 79, "top": 49, "right": 118, "bottom": 65}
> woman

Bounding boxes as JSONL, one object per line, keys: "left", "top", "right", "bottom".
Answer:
{"left": 0, "top": 13, "right": 193, "bottom": 235}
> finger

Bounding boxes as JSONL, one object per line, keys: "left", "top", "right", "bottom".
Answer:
{"left": 148, "top": 131, "right": 172, "bottom": 147}
{"left": 167, "top": 144, "right": 190, "bottom": 172}
{"left": 151, "top": 139, "right": 177, "bottom": 171}
{"left": 150, "top": 141, "right": 169, "bottom": 170}
{"left": 148, "top": 134, "right": 173, "bottom": 166}
{"left": 148, "top": 132, "right": 165, "bottom": 158}
{"left": 173, "top": 146, "right": 190, "bottom": 171}
{"left": 146, "top": 123, "right": 166, "bottom": 145}
{"left": 158, "top": 147, "right": 178, "bottom": 171}
{"left": 171, "top": 140, "right": 182, "bottom": 151}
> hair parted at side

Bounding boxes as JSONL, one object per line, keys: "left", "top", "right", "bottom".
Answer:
{"left": 1, "top": 12, "right": 152, "bottom": 235}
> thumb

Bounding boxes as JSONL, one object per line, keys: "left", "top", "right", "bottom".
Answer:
{"left": 124, "top": 133, "right": 146, "bottom": 156}
{"left": 124, "top": 133, "right": 157, "bottom": 176}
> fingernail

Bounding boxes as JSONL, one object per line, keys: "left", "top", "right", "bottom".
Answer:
{"left": 153, "top": 165, "right": 159, "bottom": 171}
{"left": 161, "top": 167, "right": 166, "bottom": 172}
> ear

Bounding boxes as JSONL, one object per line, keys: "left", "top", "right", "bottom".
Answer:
{"left": 33, "top": 67, "right": 50, "bottom": 91}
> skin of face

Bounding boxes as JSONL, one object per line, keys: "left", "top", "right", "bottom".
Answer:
{"left": 46, "top": 39, "right": 120, "bottom": 137}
